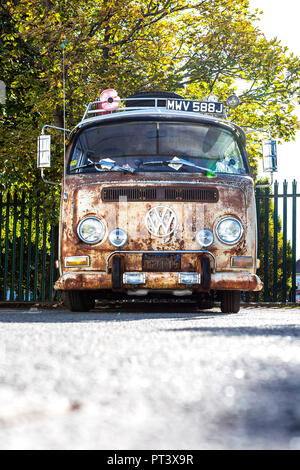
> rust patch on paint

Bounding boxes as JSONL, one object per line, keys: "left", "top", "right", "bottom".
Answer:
{"left": 58, "top": 150, "right": 260, "bottom": 293}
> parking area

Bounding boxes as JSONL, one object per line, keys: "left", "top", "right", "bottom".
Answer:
{"left": 0, "top": 305, "right": 299, "bottom": 449}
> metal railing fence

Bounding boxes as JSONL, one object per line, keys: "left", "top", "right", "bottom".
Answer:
{"left": 252, "top": 179, "right": 298, "bottom": 303}
{"left": 0, "top": 192, "right": 58, "bottom": 302}
{"left": 0, "top": 180, "right": 298, "bottom": 304}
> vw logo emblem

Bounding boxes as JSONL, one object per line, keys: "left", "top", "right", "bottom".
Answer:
{"left": 145, "top": 206, "right": 177, "bottom": 237}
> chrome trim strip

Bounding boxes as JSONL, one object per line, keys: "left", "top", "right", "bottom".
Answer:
{"left": 71, "top": 179, "right": 252, "bottom": 191}
{"left": 106, "top": 250, "right": 216, "bottom": 273}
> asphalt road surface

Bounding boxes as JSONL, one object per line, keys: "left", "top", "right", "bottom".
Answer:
{"left": 0, "top": 303, "right": 300, "bottom": 450}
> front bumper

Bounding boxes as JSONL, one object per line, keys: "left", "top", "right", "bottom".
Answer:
{"left": 55, "top": 271, "right": 263, "bottom": 292}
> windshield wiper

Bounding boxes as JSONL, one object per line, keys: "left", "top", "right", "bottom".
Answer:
{"left": 70, "top": 158, "right": 135, "bottom": 173}
{"left": 141, "top": 156, "right": 215, "bottom": 176}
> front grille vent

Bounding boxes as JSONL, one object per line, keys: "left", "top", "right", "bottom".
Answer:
{"left": 102, "top": 187, "right": 157, "bottom": 202}
{"left": 164, "top": 187, "right": 218, "bottom": 202}
{"left": 102, "top": 186, "right": 218, "bottom": 202}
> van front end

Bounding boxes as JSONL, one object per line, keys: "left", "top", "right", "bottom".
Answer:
{"left": 51, "top": 93, "right": 264, "bottom": 313}
{"left": 55, "top": 173, "right": 262, "bottom": 313}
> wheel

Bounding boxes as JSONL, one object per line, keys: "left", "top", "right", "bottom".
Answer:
{"left": 221, "top": 290, "right": 241, "bottom": 313}
{"left": 63, "top": 291, "right": 95, "bottom": 312}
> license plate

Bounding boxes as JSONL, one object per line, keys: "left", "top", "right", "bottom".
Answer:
{"left": 166, "top": 99, "right": 224, "bottom": 114}
{"left": 142, "top": 254, "right": 181, "bottom": 272}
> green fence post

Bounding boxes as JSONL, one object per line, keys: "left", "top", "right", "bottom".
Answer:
{"left": 0, "top": 192, "right": 2, "bottom": 276}
{"left": 48, "top": 224, "right": 55, "bottom": 302}
{"left": 10, "top": 193, "right": 18, "bottom": 301}
{"left": 282, "top": 180, "right": 288, "bottom": 303}
{"left": 255, "top": 187, "right": 261, "bottom": 302}
{"left": 25, "top": 205, "right": 33, "bottom": 301}
{"left": 273, "top": 181, "right": 279, "bottom": 302}
{"left": 17, "top": 192, "right": 26, "bottom": 300}
{"left": 3, "top": 193, "right": 11, "bottom": 301}
{"left": 263, "top": 187, "right": 270, "bottom": 302}
{"left": 291, "top": 180, "right": 297, "bottom": 302}
{"left": 33, "top": 202, "right": 40, "bottom": 301}
{"left": 41, "top": 220, "right": 47, "bottom": 302}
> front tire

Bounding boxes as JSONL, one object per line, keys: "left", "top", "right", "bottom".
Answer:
{"left": 63, "top": 291, "right": 95, "bottom": 312}
{"left": 221, "top": 290, "right": 241, "bottom": 313}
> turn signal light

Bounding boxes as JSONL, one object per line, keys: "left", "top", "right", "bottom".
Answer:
{"left": 231, "top": 256, "right": 253, "bottom": 268}
{"left": 65, "top": 256, "right": 90, "bottom": 267}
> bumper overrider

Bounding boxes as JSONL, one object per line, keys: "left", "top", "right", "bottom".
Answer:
{"left": 55, "top": 251, "right": 263, "bottom": 292}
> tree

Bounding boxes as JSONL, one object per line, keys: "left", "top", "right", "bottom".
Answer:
{"left": 0, "top": 0, "right": 298, "bottom": 302}
{"left": 0, "top": 0, "right": 299, "bottom": 203}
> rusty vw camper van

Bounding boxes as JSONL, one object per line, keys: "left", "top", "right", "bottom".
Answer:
{"left": 38, "top": 90, "right": 266, "bottom": 313}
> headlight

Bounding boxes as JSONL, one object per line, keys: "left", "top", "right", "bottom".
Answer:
{"left": 77, "top": 217, "right": 105, "bottom": 244}
{"left": 196, "top": 228, "right": 214, "bottom": 247}
{"left": 109, "top": 228, "right": 127, "bottom": 247}
{"left": 216, "top": 217, "right": 243, "bottom": 245}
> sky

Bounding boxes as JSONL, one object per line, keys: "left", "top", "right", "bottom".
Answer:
{"left": 248, "top": 0, "right": 300, "bottom": 257}
{"left": 248, "top": 0, "right": 300, "bottom": 186}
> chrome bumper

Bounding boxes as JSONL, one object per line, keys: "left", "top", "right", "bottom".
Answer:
{"left": 55, "top": 271, "right": 263, "bottom": 292}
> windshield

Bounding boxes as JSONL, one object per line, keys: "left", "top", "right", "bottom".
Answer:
{"left": 68, "top": 121, "right": 247, "bottom": 175}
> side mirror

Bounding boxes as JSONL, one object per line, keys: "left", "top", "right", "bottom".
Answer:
{"left": 37, "top": 135, "right": 51, "bottom": 168}
{"left": 262, "top": 139, "right": 277, "bottom": 173}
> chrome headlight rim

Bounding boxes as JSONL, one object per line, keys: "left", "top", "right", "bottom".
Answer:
{"left": 108, "top": 228, "right": 128, "bottom": 247}
{"left": 77, "top": 216, "right": 106, "bottom": 244}
{"left": 216, "top": 216, "right": 243, "bottom": 245}
{"left": 196, "top": 228, "right": 214, "bottom": 248}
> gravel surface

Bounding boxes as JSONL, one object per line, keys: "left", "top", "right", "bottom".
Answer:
{"left": 0, "top": 305, "right": 299, "bottom": 450}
